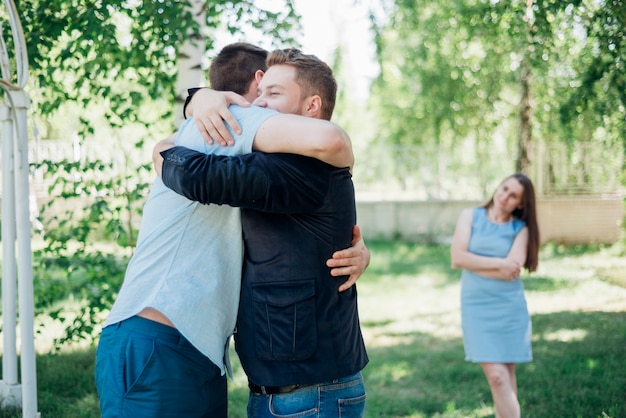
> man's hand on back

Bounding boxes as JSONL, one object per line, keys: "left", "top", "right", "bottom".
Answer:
{"left": 327, "top": 225, "right": 371, "bottom": 292}
{"left": 152, "top": 134, "right": 176, "bottom": 177}
{"left": 186, "top": 89, "right": 250, "bottom": 146}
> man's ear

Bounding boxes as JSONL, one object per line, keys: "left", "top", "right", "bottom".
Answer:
{"left": 303, "top": 95, "right": 322, "bottom": 118}
{"left": 254, "top": 70, "right": 264, "bottom": 84}
{"left": 244, "top": 70, "right": 265, "bottom": 101}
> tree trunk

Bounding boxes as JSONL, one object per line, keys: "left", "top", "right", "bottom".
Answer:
{"left": 517, "top": 0, "right": 534, "bottom": 174}
{"left": 175, "top": 0, "right": 206, "bottom": 127}
{"left": 518, "top": 57, "right": 532, "bottom": 174}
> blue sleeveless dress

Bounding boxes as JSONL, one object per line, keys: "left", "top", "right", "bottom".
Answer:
{"left": 460, "top": 207, "right": 532, "bottom": 363}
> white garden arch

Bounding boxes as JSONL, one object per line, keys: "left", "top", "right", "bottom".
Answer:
{"left": 0, "top": 1, "right": 39, "bottom": 416}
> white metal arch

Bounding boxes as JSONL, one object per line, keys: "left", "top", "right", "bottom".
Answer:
{"left": 0, "top": 1, "right": 39, "bottom": 417}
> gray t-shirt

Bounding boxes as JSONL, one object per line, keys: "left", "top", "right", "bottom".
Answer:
{"left": 104, "top": 105, "right": 278, "bottom": 374}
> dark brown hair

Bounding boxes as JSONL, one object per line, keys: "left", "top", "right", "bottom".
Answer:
{"left": 484, "top": 173, "right": 540, "bottom": 272}
{"left": 266, "top": 48, "right": 337, "bottom": 121}
{"left": 209, "top": 42, "right": 268, "bottom": 94}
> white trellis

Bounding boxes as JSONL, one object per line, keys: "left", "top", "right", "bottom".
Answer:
{"left": 0, "top": 1, "right": 39, "bottom": 417}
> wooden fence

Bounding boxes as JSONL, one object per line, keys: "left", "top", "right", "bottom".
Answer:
{"left": 356, "top": 195, "right": 624, "bottom": 244}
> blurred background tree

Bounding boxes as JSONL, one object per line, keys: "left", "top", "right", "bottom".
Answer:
{"left": 1, "top": 0, "right": 300, "bottom": 348}
{"left": 0, "top": 0, "right": 623, "bottom": 348}
{"left": 363, "top": 0, "right": 624, "bottom": 197}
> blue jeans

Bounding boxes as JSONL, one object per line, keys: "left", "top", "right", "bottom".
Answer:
{"left": 247, "top": 372, "right": 366, "bottom": 417}
{"left": 95, "top": 316, "right": 227, "bottom": 418}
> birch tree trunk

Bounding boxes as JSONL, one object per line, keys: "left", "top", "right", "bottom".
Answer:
{"left": 517, "top": 0, "right": 534, "bottom": 175}
{"left": 518, "top": 57, "right": 532, "bottom": 175}
{"left": 175, "top": 0, "right": 206, "bottom": 127}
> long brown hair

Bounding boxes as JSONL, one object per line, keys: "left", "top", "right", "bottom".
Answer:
{"left": 484, "top": 173, "right": 540, "bottom": 272}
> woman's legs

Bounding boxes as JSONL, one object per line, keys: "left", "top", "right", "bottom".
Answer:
{"left": 480, "top": 362, "right": 520, "bottom": 418}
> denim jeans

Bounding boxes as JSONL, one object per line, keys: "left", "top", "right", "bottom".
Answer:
{"left": 247, "top": 372, "right": 366, "bottom": 417}
{"left": 95, "top": 316, "right": 227, "bottom": 418}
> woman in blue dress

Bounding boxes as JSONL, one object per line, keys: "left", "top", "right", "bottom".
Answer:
{"left": 451, "top": 173, "right": 540, "bottom": 418}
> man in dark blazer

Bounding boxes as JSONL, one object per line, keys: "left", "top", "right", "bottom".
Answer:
{"left": 154, "top": 48, "right": 369, "bottom": 417}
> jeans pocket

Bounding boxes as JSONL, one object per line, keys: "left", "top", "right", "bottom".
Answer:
{"left": 252, "top": 280, "right": 317, "bottom": 361}
{"left": 338, "top": 393, "right": 366, "bottom": 418}
{"left": 122, "top": 333, "right": 157, "bottom": 396}
{"left": 268, "top": 391, "right": 319, "bottom": 417}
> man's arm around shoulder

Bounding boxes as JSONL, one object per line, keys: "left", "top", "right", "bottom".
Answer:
{"left": 252, "top": 114, "right": 354, "bottom": 170}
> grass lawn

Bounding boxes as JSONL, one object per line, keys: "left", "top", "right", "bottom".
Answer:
{"left": 1, "top": 241, "right": 625, "bottom": 417}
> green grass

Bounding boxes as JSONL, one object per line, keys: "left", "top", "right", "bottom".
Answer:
{"left": 1, "top": 241, "right": 625, "bottom": 417}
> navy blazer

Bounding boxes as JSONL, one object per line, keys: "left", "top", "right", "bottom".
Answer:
{"left": 161, "top": 147, "right": 369, "bottom": 386}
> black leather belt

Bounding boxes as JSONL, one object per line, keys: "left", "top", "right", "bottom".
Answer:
{"left": 248, "top": 381, "right": 307, "bottom": 395}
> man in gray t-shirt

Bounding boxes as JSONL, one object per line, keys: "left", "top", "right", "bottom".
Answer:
{"left": 95, "top": 43, "right": 368, "bottom": 418}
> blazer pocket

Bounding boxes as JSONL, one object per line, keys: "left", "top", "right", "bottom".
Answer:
{"left": 252, "top": 280, "right": 317, "bottom": 361}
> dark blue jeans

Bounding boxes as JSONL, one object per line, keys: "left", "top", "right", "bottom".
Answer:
{"left": 247, "top": 372, "right": 366, "bottom": 417}
{"left": 95, "top": 316, "right": 227, "bottom": 418}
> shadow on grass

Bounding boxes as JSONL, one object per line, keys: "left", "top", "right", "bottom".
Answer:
{"left": 526, "top": 311, "right": 626, "bottom": 417}
{"left": 361, "top": 311, "right": 626, "bottom": 418}
{"left": 363, "top": 240, "right": 615, "bottom": 294}
{"left": 227, "top": 385, "right": 249, "bottom": 418}
{"left": 539, "top": 243, "right": 616, "bottom": 259}
{"left": 0, "top": 311, "right": 623, "bottom": 418}
{"left": 363, "top": 240, "right": 458, "bottom": 286}
{"left": 523, "top": 275, "right": 577, "bottom": 291}
{"left": 0, "top": 347, "right": 99, "bottom": 418}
